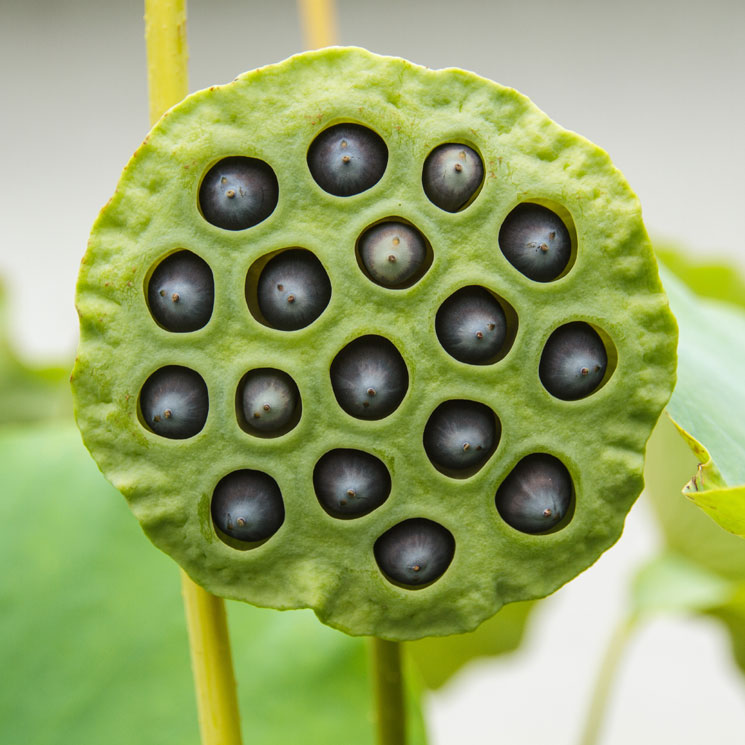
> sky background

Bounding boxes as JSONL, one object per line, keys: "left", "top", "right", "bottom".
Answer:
{"left": 1, "top": 0, "right": 744, "bottom": 742}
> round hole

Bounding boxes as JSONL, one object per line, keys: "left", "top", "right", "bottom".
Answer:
{"left": 313, "top": 449, "right": 391, "bottom": 518}
{"left": 146, "top": 250, "right": 214, "bottom": 332}
{"left": 423, "top": 400, "right": 500, "bottom": 477}
{"left": 307, "top": 123, "right": 388, "bottom": 196}
{"left": 422, "top": 142, "right": 484, "bottom": 212}
{"left": 374, "top": 518, "right": 455, "bottom": 589}
{"left": 495, "top": 453, "right": 573, "bottom": 534}
{"left": 330, "top": 335, "right": 409, "bottom": 420}
{"left": 236, "top": 368, "right": 301, "bottom": 437}
{"left": 499, "top": 203, "right": 572, "bottom": 282}
{"left": 435, "top": 286, "right": 511, "bottom": 364}
{"left": 211, "top": 470, "right": 285, "bottom": 548}
{"left": 539, "top": 322, "right": 610, "bottom": 400}
{"left": 356, "top": 219, "right": 431, "bottom": 288}
{"left": 139, "top": 365, "right": 208, "bottom": 439}
{"left": 251, "top": 248, "right": 331, "bottom": 331}
{"left": 199, "top": 156, "right": 278, "bottom": 230}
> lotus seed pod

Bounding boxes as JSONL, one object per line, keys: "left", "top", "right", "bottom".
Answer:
{"left": 307, "top": 123, "right": 388, "bottom": 196}
{"left": 423, "top": 400, "right": 498, "bottom": 474}
{"left": 499, "top": 203, "right": 572, "bottom": 282}
{"left": 211, "top": 470, "right": 285, "bottom": 544}
{"left": 375, "top": 519, "right": 455, "bottom": 588}
{"left": 147, "top": 251, "right": 214, "bottom": 332}
{"left": 422, "top": 143, "right": 484, "bottom": 212}
{"left": 496, "top": 454, "right": 573, "bottom": 534}
{"left": 72, "top": 48, "right": 677, "bottom": 640}
{"left": 358, "top": 221, "right": 428, "bottom": 288}
{"left": 199, "top": 156, "right": 279, "bottom": 230}
{"left": 256, "top": 249, "right": 331, "bottom": 330}
{"left": 238, "top": 369, "right": 300, "bottom": 435}
{"left": 330, "top": 335, "right": 408, "bottom": 420}
{"left": 540, "top": 322, "right": 608, "bottom": 400}
{"left": 139, "top": 366, "right": 208, "bottom": 439}
{"left": 313, "top": 449, "right": 391, "bottom": 518}
{"left": 435, "top": 286, "right": 507, "bottom": 364}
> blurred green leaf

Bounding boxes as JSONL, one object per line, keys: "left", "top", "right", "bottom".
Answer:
{"left": 656, "top": 243, "right": 745, "bottom": 310}
{"left": 0, "top": 282, "right": 72, "bottom": 425}
{"left": 658, "top": 265, "right": 745, "bottom": 536}
{"left": 407, "top": 600, "right": 535, "bottom": 690}
{"left": 0, "top": 423, "right": 426, "bottom": 745}
{"left": 631, "top": 553, "right": 732, "bottom": 616}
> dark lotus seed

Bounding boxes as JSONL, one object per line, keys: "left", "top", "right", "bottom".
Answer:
{"left": 435, "top": 286, "right": 507, "bottom": 364}
{"left": 257, "top": 249, "right": 331, "bottom": 331}
{"left": 307, "top": 123, "right": 388, "bottom": 197}
{"left": 496, "top": 454, "right": 573, "bottom": 534}
{"left": 423, "top": 400, "right": 497, "bottom": 473}
{"left": 211, "top": 470, "right": 284, "bottom": 544}
{"left": 422, "top": 143, "right": 484, "bottom": 212}
{"left": 374, "top": 518, "right": 455, "bottom": 588}
{"left": 147, "top": 251, "right": 214, "bottom": 332}
{"left": 199, "top": 156, "right": 278, "bottom": 230}
{"left": 540, "top": 322, "right": 607, "bottom": 400}
{"left": 499, "top": 203, "right": 571, "bottom": 282}
{"left": 239, "top": 369, "right": 299, "bottom": 434}
{"left": 139, "top": 366, "right": 208, "bottom": 439}
{"left": 313, "top": 449, "right": 391, "bottom": 518}
{"left": 359, "top": 221, "right": 428, "bottom": 288}
{"left": 330, "top": 336, "right": 408, "bottom": 420}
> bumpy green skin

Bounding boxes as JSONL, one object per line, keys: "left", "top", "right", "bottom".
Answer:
{"left": 72, "top": 47, "right": 677, "bottom": 640}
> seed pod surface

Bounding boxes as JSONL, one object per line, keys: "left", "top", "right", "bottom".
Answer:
{"left": 73, "top": 47, "right": 677, "bottom": 640}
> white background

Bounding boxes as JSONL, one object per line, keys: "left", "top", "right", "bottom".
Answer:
{"left": 1, "top": 0, "right": 744, "bottom": 742}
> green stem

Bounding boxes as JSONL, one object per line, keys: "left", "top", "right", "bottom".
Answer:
{"left": 577, "top": 615, "right": 637, "bottom": 745}
{"left": 144, "top": 2, "right": 242, "bottom": 743}
{"left": 371, "top": 638, "right": 407, "bottom": 745}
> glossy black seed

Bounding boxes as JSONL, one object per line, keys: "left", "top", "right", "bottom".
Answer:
{"left": 140, "top": 366, "right": 208, "bottom": 439}
{"left": 436, "top": 286, "right": 507, "bottom": 364}
{"left": 199, "top": 156, "right": 278, "bottom": 230}
{"left": 375, "top": 518, "right": 455, "bottom": 588}
{"left": 540, "top": 322, "right": 607, "bottom": 400}
{"left": 499, "top": 203, "right": 571, "bottom": 281}
{"left": 307, "top": 123, "right": 387, "bottom": 196}
{"left": 211, "top": 470, "right": 284, "bottom": 544}
{"left": 314, "top": 449, "right": 391, "bottom": 518}
{"left": 330, "top": 336, "right": 408, "bottom": 420}
{"left": 359, "top": 221, "right": 428, "bottom": 288}
{"left": 257, "top": 249, "right": 331, "bottom": 330}
{"left": 423, "top": 400, "right": 497, "bottom": 472}
{"left": 422, "top": 143, "right": 484, "bottom": 212}
{"left": 496, "top": 454, "right": 573, "bottom": 534}
{"left": 147, "top": 251, "right": 214, "bottom": 332}
{"left": 239, "top": 369, "right": 299, "bottom": 434}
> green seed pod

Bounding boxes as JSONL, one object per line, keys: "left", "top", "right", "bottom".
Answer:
{"left": 72, "top": 47, "right": 677, "bottom": 640}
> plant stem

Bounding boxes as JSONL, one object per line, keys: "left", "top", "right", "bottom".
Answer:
{"left": 144, "top": 2, "right": 242, "bottom": 743}
{"left": 297, "top": 0, "right": 339, "bottom": 49}
{"left": 371, "top": 638, "right": 407, "bottom": 745}
{"left": 577, "top": 615, "right": 637, "bottom": 745}
{"left": 181, "top": 571, "right": 243, "bottom": 745}
{"left": 144, "top": 0, "right": 189, "bottom": 123}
